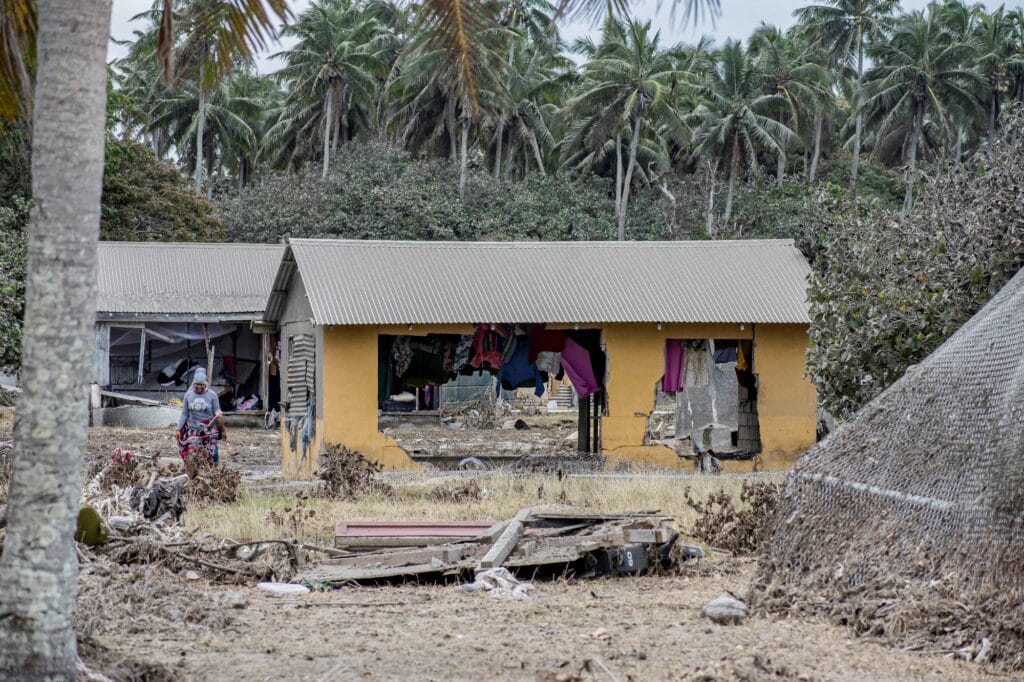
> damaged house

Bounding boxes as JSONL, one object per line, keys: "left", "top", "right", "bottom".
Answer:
{"left": 263, "top": 239, "right": 817, "bottom": 478}
{"left": 92, "top": 242, "right": 284, "bottom": 426}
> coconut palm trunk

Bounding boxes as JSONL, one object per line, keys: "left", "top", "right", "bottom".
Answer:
{"left": 954, "top": 125, "right": 963, "bottom": 167}
{"left": 776, "top": 114, "right": 786, "bottom": 188}
{"left": 989, "top": 90, "right": 998, "bottom": 137}
{"left": 902, "top": 105, "right": 922, "bottom": 215}
{"left": 322, "top": 88, "right": 333, "bottom": 178}
{"left": 705, "top": 158, "right": 718, "bottom": 236}
{"left": 529, "top": 134, "right": 546, "bottom": 176}
{"left": 850, "top": 31, "right": 864, "bottom": 195}
{"left": 195, "top": 62, "right": 207, "bottom": 192}
{"left": 724, "top": 133, "right": 740, "bottom": 224}
{"left": 809, "top": 111, "right": 823, "bottom": 183}
{"left": 617, "top": 116, "right": 644, "bottom": 241}
{"left": 614, "top": 132, "right": 623, "bottom": 222}
{"left": 0, "top": 0, "right": 111, "bottom": 677}
{"left": 493, "top": 119, "right": 505, "bottom": 177}
{"left": 458, "top": 117, "right": 469, "bottom": 199}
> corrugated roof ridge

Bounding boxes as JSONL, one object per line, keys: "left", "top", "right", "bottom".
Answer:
{"left": 101, "top": 241, "right": 284, "bottom": 249}
{"left": 288, "top": 238, "right": 796, "bottom": 247}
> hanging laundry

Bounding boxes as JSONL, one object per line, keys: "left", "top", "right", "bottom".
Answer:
{"left": 561, "top": 337, "right": 600, "bottom": 398}
{"left": 737, "top": 340, "right": 752, "bottom": 371}
{"left": 684, "top": 340, "right": 711, "bottom": 388}
{"left": 471, "top": 325, "right": 507, "bottom": 369}
{"left": 392, "top": 336, "right": 413, "bottom": 376}
{"left": 496, "top": 337, "right": 544, "bottom": 397}
{"left": 529, "top": 326, "right": 566, "bottom": 363}
{"left": 663, "top": 340, "right": 686, "bottom": 394}
{"left": 500, "top": 334, "right": 518, "bottom": 364}
{"left": 453, "top": 335, "right": 473, "bottom": 372}
{"left": 535, "top": 351, "right": 561, "bottom": 376}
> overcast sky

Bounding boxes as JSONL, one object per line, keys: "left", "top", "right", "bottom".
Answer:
{"left": 106, "top": 0, "right": 938, "bottom": 72}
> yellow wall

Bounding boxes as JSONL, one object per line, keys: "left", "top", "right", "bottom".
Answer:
{"left": 601, "top": 323, "right": 750, "bottom": 470}
{"left": 752, "top": 324, "right": 817, "bottom": 469}
{"left": 282, "top": 325, "right": 418, "bottom": 478}
{"left": 600, "top": 322, "right": 814, "bottom": 472}
{"left": 281, "top": 321, "right": 816, "bottom": 477}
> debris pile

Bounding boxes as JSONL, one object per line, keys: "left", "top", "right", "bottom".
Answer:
{"left": 184, "top": 450, "right": 241, "bottom": 505}
{"left": 426, "top": 479, "right": 485, "bottom": 503}
{"left": 684, "top": 481, "right": 781, "bottom": 555}
{"left": 318, "top": 443, "right": 394, "bottom": 500}
{"left": 441, "top": 385, "right": 512, "bottom": 429}
{"left": 297, "top": 509, "right": 692, "bottom": 586}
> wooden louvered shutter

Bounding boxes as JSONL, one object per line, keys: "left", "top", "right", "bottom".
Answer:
{"left": 287, "top": 334, "right": 315, "bottom": 417}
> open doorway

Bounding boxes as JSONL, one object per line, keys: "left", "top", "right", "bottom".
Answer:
{"left": 375, "top": 325, "right": 606, "bottom": 469}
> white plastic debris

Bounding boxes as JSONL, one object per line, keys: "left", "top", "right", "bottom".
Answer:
{"left": 458, "top": 567, "right": 533, "bottom": 601}
{"left": 257, "top": 582, "right": 310, "bottom": 596}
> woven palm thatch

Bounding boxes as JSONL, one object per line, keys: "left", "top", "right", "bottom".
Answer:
{"left": 753, "top": 267, "right": 1024, "bottom": 668}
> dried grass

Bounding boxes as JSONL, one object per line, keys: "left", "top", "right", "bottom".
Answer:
{"left": 317, "top": 444, "right": 395, "bottom": 500}
{"left": 188, "top": 471, "right": 786, "bottom": 545}
{"left": 684, "top": 481, "right": 783, "bottom": 555}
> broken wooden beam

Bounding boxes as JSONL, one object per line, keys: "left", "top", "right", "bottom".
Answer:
{"left": 99, "top": 390, "right": 161, "bottom": 407}
{"left": 478, "top": 507, "right": 532, "bottom": 570}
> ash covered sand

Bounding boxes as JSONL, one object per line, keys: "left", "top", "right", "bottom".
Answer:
{"left": 53, "top": 424, "right": 1012, "bottom": 679}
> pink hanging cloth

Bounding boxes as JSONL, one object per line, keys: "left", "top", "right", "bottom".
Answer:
{"left": 561, "top": 337, "right": 600, "bottom": 398}
{"left": 663, "top": 339, "right": 686, "bottom": 394}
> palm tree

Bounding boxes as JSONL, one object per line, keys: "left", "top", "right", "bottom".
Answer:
{"left": 172, "top": 0, "right": 284, "bottom": 192}
{"left": 794, "top": 0, "right": 897, "bottom": 194}
{"left": 386, "top": 3, "right": 506, "bottom": 198}
{"left": 564, "top": 18, "right": 689, "bottom": 239}
{"left": 862, "top": 8, "right": 983, "bottom": 214}
{"left": 150, "top": 69, "right": 265, "bottom": 190}
{"left": 973, "top": 6, "right": 1024, "bottom": 136}
{"left": 0, "top": 0, "right": 35, "bottom": 123}
{"left": 0, "top": 2, "right": 285, "bottom": 673}
{"left": 688, "top": 40, "right": 798, "bottom": 230}
{"left": 748, "top": 24, "right": 830, "bottom": 187}
{"left": 273, "top": 0, "right": 396, "bottom": 178}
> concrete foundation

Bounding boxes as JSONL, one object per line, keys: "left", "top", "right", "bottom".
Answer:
{"left": 91, "top": 405, "right": 180, "bottom": 429}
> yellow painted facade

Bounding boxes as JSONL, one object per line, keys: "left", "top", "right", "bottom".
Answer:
{"left": 281, "top": 321, "right": 816, "bottom": 478}
{"left": 751, "top": 324, "right": 817, "bottom": 469}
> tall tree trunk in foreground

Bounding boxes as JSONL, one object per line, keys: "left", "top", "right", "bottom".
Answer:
{"left": 954, "top": 125, "right": 963, "bottom": 168}
{"left": 617, "top": 116, "right": 643, "bottom": 241}
{"left": 0, "top": 0, "right": 111, "bottom": 677}
{"left": 195, "top": 63, "right": 207, "bottom": 193}
{"left": 809, "top": 111, "right": 823, "bottom": 183}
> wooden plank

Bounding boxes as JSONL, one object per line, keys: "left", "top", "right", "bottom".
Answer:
{"left": 327, "top": 545, "right": 469, "bottom": 569}
{"left": 297, "top": 559, "right": 476, "bottom": 583}
{"left": 478, "top": 508, "right": 533, "bottom": 570}
{"left": 334, "top": 535, "right": 483, "bottom": 549}
{"left": 99, "top": 390, "right": 160, "bottom": 406}
{"left": 622, "top": 528, "right": 673, "bottom": 544}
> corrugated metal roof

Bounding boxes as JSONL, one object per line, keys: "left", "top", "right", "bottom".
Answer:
{"left": 272, "top": 239, "right": 811, "bottom": 325}
{"left": 97, "top": 242, "right": 285, "bottom": 316}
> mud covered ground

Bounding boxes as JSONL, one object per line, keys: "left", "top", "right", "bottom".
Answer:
{"left": 83, "top": 558, "right": 992, "bottom": 681}
{"left": 0, "top": 418, "right": 1005, "bottom": 680}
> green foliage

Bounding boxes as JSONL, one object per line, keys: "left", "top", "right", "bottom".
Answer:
{"left": 101, "top": 140, "right": 224, "bottom": 241}
{"left": 0, "top": 196, "right": 29, "bottom": 371}
{"left": 803, "top": 107, "right": 1024, "bottom": 418}
{"left": 219, "top": 141, "right": 676, "bottom": 243}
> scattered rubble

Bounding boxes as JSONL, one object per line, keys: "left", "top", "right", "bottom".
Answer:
{"left": 297, "top": 508, "right": 691, "bottom": 586}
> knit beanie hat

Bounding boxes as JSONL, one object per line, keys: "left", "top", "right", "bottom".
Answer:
{"left": 193, "top": 368, "right": 208, "bottom": 385}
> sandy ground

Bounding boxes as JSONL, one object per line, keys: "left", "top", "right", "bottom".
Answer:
{"left": 0, "top": 419, "right": 1003, "bottom": 680}
{"left": 88, "top": 559, "right": 996, "bottom": 682}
